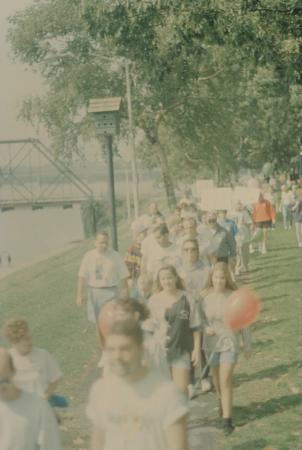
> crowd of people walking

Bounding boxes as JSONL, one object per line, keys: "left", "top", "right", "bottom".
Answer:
{"left": 0, "top": 175, "right": 301, "bottom": 450}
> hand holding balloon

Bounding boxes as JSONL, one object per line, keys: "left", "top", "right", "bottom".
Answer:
{"left": 224, "top": 288, "right": 261, "bottom": 331}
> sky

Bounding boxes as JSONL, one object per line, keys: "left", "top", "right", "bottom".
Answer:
{"left": 0, "top": 0, "right": 45, "bottom": 141}
{"left": 0, "top": 1, "right": 141, "bottom": 164}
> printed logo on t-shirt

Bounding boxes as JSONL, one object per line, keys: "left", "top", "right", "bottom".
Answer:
{"left": 179, "top": 310, "right": 190, "bottom": 320}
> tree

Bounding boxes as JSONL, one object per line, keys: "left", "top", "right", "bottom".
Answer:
{"left": 8, "top": 0, "right": 302, "bottom": 208}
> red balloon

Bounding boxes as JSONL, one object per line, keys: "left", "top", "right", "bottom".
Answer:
{"left": 224, "top": 288, "right": 261, "bottom": 331}
{"left": 97, "top": 302, "right": 116, "bottom": 337}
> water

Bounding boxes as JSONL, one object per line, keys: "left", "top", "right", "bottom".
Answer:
{"left": 0, "top": 205, "right": 84, "bottom": 277}
{"left": 0, "top": 175, "right": 164, "bottom": 277}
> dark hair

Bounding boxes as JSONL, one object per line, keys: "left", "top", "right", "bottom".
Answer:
{"left": 114, "top": 297, "right": 150, "bottom": 321}
{"left": 107, "top": 319, "right": 143, "bottom": 346}
{"left": 182, "top": 216, "right": 197, "bottom": 226}
{"left": 153, "top": 223, "right": 169, "bottom": 236}
{"left": 156, "top": 264, "right": 185, "bottom": 291}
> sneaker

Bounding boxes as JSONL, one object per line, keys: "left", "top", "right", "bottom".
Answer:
{"left": 223, "top": 419, "right": 235, "bottom": 436}
{"left": 200, "top": 378, "right": 212, "bottom": 393}
{"left": 261, "top": 246, "right": 267, "bottom": 254}
{"left": 188, "top": 384, "right": 197, "bottom": 400}
{"left": 299, "top": 243, "right": 302, "bottom": 248}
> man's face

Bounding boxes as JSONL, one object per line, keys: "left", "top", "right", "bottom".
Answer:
{"left": 105, "top": 334, "right": 143, "bottom": 378}
{"left": 154, "top": 230, "right": 169, "bottom": 247}
{"left": 95, "top": 234, "right": 109, "bottom": 253}
{"left": 183, "top": 219, "right": 196, "bottom": 235}
{"left": 207, "top": 218, "right": 217, "bottom": 229}
{"left": 148, "top": 202, "right": 158, "bottom": 215}
{"left": 13, "top": 331, "right": 33, "bottom": 356}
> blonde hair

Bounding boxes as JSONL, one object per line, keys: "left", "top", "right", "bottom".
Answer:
{"left": 202, "top": 262, "right": 237, "bottom": 296}
{"left": 4, "top": 317, "right": 30, "bottom": 344}
{"left": 156, "top": 265, "right": 185, "bottom": 292}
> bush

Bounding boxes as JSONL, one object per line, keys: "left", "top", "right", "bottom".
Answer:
{"left": 80, "top": 199, "right": 109, "bottom": 238}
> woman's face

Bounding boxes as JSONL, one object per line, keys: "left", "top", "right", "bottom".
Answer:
{"left": 182, "top": 242, "right": 199, "bottom": 264}
{"left": 159, "top": 269, "right": 177, "bottom": 291}
{"left": 212, "top": 269, "right": 227, "bottom": 292}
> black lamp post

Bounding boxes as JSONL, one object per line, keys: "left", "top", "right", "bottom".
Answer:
{"left": 88, "top": 97, "right": 122, "bottom": 251}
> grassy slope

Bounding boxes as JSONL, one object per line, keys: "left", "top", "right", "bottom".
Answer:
{"left": 0, "top": 218, "right": 301, "bottom": 450}
{"left": 221, "top": 224, "right": 302, "bottom": 450}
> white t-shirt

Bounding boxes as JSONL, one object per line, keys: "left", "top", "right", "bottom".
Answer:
{"left": 145, "top": 243, "right": 181, "bottom": 277}
{"left": 86, "top": 371, "right": 188, "bottom": 450}
{"left": 177, "top": 261, "right": 210, "bottom": 300}
{"left": 78, "top": 249, "right": 129, "bottom": 288}
{"left": 0, "top": 390, "right": 61, "bottom": 450}
{"left": 10, "top": 347, "right": 62, "bottom": 397}
{"left": 281, "top": 191, "right": 294, "bottom": 206}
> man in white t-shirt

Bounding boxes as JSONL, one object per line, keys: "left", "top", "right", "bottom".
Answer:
{"left": 143, "top": 223, "right": 181, "bottom": 279}
{"left": 0, "top": 347, "right": 61, "bottom": 450}
{"left": 86, "top": 319, "right": 188, "bottom": 450}
{"left": 76, "top": 230, "right": 129, "bottom": 323}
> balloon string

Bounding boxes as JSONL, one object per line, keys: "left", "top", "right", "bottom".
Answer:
{"left": 199, "top": 334, "right": 225, "bottom": 380}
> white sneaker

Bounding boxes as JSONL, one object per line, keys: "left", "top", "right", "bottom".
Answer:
{"left": 200, "top": 378, "right": 212, "bottom": 393}
{"left": 261, "top": 247, "right": 267, "bottom": 254}
{"left": 299, "top": 243, "right": 302, "bottom": 248}
{"left": 188, "top": 384, "right": 197, "bottom": 400}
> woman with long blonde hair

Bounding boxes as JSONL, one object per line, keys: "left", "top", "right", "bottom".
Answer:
{"left": 200, "top": 262, "right": 251, "bottom": 436}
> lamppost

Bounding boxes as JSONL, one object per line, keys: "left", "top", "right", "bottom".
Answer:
{"left": 88, "top": 97, "right": 121, "bottom": 250}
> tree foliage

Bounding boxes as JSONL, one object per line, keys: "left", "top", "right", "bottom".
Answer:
{"left": 7, "top": 0, "right": 302, "bottom": 206}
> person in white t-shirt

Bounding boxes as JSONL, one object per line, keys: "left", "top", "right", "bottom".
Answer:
{"left": 86, "top": 319, "right": 188, "bottom": 450}
{"left": 4, "top": 317, "right": 64, "bottom": 405}
{"left": 143, "top": 223, "right": 181, "bottom": 279}
{"left": 0, "top": 347, "right": 61, "bottom": 450}
{"left": 76, "top": 230, "right": 129, "bottom": 323}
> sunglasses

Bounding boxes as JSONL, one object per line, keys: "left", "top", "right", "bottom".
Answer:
{"left": 183, "top": 247, "right": 198, "bottom": 252}
{"left": 0, "top": 378, "right": 10, "bottom": 385}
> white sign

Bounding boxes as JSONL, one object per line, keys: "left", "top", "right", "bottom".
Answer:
{"left": 233, "top": 187, "right": 261, "bottom": 206}
{"left": 200, "top": 187, "right": 234, "bottom": 211}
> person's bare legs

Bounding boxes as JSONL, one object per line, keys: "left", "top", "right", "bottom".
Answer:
{"left": 219, "top": 362, "right": 236, "bottom": 418}
{"left": 295, "top": 222, "right": 302, "bottom": 247}
{"left": 171, "top": 367, "right": 190, "bottom": 395}
{"left": 262, "top": 228, "right": 268, "bottom": 253}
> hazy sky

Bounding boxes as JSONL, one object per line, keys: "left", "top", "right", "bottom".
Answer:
{"left": 0, "top": 1, "right": 139, "bottom": 163}
{"left": 0, "top": 0, "right": 44, "bottom": 140}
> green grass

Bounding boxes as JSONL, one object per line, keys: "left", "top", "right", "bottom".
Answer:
{"left": 219, "top": 222, "right": 302, "bottom": 450}
{"left": 0, "top": 216, "right": 301, "bottom": 450}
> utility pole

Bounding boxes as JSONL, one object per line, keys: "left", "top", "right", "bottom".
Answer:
{"left": 125, "top": 60, "right": 139, "bottom": 218}
{"left": 106, "top": 135, "right": 118, "bottom": 250}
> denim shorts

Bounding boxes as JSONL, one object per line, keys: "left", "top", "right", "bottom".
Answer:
{"left": 170, "top": 352, "right": 191, "bottom": 370}
{"left": 208, "top": 351, "right": 238, "bottom": 367}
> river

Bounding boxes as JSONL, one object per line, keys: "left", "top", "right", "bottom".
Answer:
{"left": 0, "top": 176, "right": 165, "bottom": 278}
{"left": 0, "top": 205, "right": 84, "bottom": 277}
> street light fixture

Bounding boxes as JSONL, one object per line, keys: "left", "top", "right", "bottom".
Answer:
{"left": 88, "top": 97, "right": 122, "bottom": 250}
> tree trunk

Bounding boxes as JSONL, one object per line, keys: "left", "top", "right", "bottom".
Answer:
{"left": 153, "top": 140, "right": 177, "bottom": 211}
